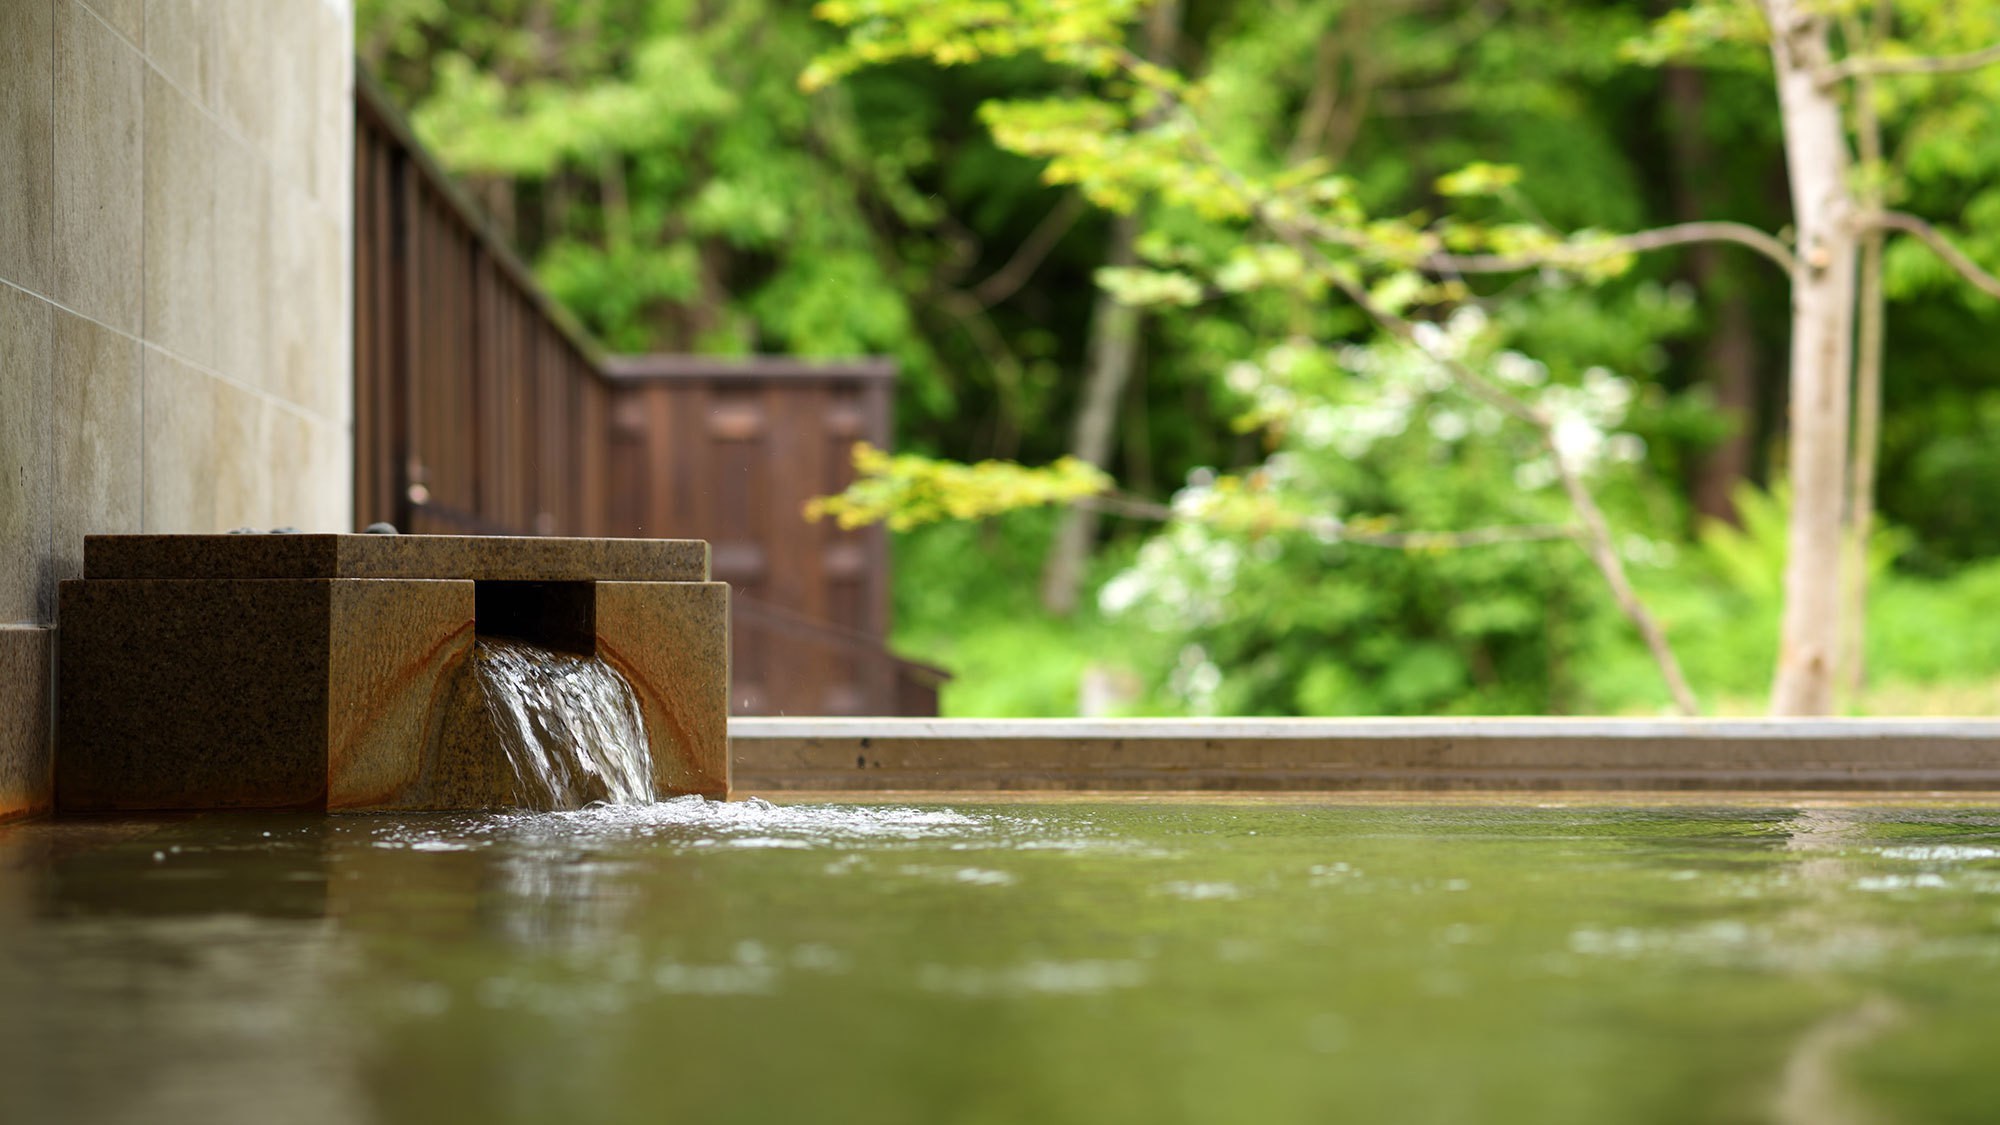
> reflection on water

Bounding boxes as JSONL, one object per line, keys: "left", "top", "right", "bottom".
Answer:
{"left": 3, "top": 800, "right": 2000, "bottom": 1124}
{"left": 0, "top": 817, "right": 365, "bottom": 1125}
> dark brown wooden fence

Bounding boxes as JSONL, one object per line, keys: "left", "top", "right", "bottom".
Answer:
{"left": 600, "top": 355, "right": 903, "bottom": 714}
{"left": 354, "top": 79, "right": 612, "bottom": 539}
{"left": 352, "top": 76, "right": 944, "bottom": 716}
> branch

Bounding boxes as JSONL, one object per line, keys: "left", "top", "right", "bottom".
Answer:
{"left": 1822, "top": 42, "right": 2000, "bottom": 86}
{"left": 1253, "top": 211, "right": 1698, "bottom": 713}
{"left": 1099, "top": 50, "right": 1702, "bottom": 715}
{"left": 1421, "top": 221, "right": 1797, "bottom": 276}
{"left": 1086, "top": 493, "right": 1579, "bottom": 549}
{"left": 1313, "top": 260, "right": 1699, "bottom": 714}
{"left": 972, "top": 193, "right": 1088, "bottom": 308}
{"left": 1862, "top": 210, "right": 2000, "bottom": 300}
{"left": 1262, "top": 207, "right": 1702, "bottom": 714}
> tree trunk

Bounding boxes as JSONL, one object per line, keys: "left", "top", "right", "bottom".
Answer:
{"left": 1841, "top": 227, "right": 1884, "bottom": 699}
{"left": 1039, "top": 0, "right": 1178, "bottom": 615}
{"left": 1691, "top": 297, "right": 1760, "bottom": 524}
{"left": 1840, "top": 0, "right": 1892, "bottom": 702}
{"left": 1764, "top": 0, "right": 1859, "bottom": 716}
{"left": 1039, "top": 213, "right": 1142, "bottom": 614}
{"left": 1664, "top": 67, "right": 1762, "bottom": 526}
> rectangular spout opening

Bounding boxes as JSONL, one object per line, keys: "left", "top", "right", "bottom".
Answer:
{"left": 474, "top": 581, "right": 597, "bottom": 654}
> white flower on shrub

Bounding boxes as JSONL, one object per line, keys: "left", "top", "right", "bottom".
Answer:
{"left": 1105, "top": 314, "right": 1649, "bottom": 622}
{"left": 1493, "top": 350, "right": 1547, "bottom": 387}
{"left": 1169, "top": 644, "right": 1223, "bottom": 713}
{"left": 1097, "top": 513, "right": 1242, "bottom": 629}
{"left": 1427, "top": 409, "right": 1470, "bottom": 443}
{"left": 1605, "top": 433, "right": 1647, "bottom": 464}
{"left": 1513, "top": 458, "right": 1559, "bottom": 491}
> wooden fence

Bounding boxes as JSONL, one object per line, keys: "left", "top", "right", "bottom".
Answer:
{"left": 352, "top": 76, "right": 943, "bottom": 716}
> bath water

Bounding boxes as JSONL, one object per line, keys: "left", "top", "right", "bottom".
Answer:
{"left": 4, "top": 797, "right": 2000, "bottom": 1124}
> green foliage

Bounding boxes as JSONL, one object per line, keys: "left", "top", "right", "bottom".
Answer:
{"left": 359, "top": 0, "right": 972, "bottom": 411}
{"left": 807, "top": 444, "right": 1111, "bottom": 531}
{"left": 890, "top": 512, "right": 1137, "bottom": 715}
{"left": 1620, "top": 0, "right": 1768, "bottom": 69}
{"left": 1082, "top": 312, "right": 1683, "bottom": 716}
{"left": 358, "top": 0, "right": 2000, "bottom": 715}
{"left": 803, "top": 0, "right": 1149, "bottom": 90}
{"left": 904, "top": 489, "right": 2000, "bottom": 719}
{"left": 803, "top": 0, "right": 1735, "bottom": 710}
{"left": 1435, "top": 162, "right": 1524, "bottom": 199}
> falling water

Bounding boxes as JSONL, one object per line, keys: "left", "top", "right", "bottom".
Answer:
{"left": 473, "top": 637, "right": 656, "bottom": 810}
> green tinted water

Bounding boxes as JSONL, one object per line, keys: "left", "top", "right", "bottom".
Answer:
{"left": 4, "top": 797, "right": 2000, "bottom": 1124}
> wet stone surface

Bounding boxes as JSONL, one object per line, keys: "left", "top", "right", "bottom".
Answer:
{"left": 55, "top": 540, "right": 729, "bottom": 811}
{"left": 3, "top": 798, "right": 2000, "bottom": 1123}
{"left": 80, "top": 533, "right": 710, "bottom": 583}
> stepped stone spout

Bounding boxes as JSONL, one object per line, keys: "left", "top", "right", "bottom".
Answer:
{"left": 54, "top": 535, "right": 730, "bottom": 812}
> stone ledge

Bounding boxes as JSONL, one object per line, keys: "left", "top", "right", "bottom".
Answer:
{"left": 729, "top": 717, "right": 2000, "bottom": 792}
{"left": 81, "top": 534, "right": 709, "bottom": 582}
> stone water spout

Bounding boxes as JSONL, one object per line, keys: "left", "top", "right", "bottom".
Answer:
{"left": 54, "top": 535, "right": 730, "bottom": 812}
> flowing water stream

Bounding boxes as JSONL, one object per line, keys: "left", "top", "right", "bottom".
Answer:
{"left": 472, "top": 637, "right": 654, "bottom": 809}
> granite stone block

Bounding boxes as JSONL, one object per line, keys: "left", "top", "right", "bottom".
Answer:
{"left": 325, "top": 579, "right": 488, "bottom": 810}
{"left": 0, "top": 626, "right": 55, "bottom": 820}
{"left": 57, "top": 578, "right": 332, "bottom": 811}
{"left": 417, "top": 653, "right": 524, "bottom": 810}
{"left": 55, "top": 539, "right": 733, "bottom": 811}
{"left": 84, "top": 534, "right": 710, "bottom": 583}
{"left": 596, "top": 581, "right": 731, "bottom": 799}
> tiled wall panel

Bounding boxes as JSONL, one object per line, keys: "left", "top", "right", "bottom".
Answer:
{"left": 0, "top": 0, "right": 354, "bottom": 818}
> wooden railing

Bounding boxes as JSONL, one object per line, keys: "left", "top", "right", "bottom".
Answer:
{"left": 354, "top": 75, "right": 613, "bottom": 539}
{"left": 352, "top": 75, "right": 945, "bottom": 716}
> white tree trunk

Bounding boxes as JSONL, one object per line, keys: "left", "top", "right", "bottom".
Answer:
{"left": 1040, "top": 0, "right": 1179, "bottom": 615}
{"left": 1841, "top": 227, "right": 1884, "bottom": 699}
{"left": 1765, "top": 0, "right": 1859, "bottom": 716}
{"left": 1840, "top": 0, "right": 1892, "bottom": 702}
{"left": 1040, "top": 213, "right": 1142, "bottom": 614}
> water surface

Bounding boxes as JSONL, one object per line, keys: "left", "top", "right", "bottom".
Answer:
{"left": 4, "top": 797, "right": 2000, "bottom": 1124}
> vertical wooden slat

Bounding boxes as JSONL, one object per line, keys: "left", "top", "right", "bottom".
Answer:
{"left": 354, "top": 81, "right": 929, "bottom": 712}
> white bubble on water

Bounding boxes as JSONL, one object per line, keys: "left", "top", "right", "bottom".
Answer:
{"left": 917, "top": 960, "right": 1145, "bottom": 997}
{"left": 1854, "top": 873, "right": 1949, "bottom": 892}
{"left": 1877, "top": 845, "right": 2000, "bottom": 862}
{"left": 1158, "top": 881, "right": 1243, "bottom": 901}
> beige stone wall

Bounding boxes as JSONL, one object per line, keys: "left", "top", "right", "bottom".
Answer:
{"left": 0, "top": 0, "right": 353, "bottom": 817}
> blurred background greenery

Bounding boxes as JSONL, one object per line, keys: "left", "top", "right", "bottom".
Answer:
{"left": 356, "top": 0, "right": 2000, "bottom": 717}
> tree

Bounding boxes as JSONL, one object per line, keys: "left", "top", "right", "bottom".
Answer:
{"left": 809, "top": 0, "right": 2000, "bottom": 716}
{"left": 355, "top": 0, "right": 1106, "bottom": 456}
{"left": 359, "top": 0, "right": 2000, "bottom": 716}
{"left": 1651, "top": 1, "right": 2000, "bottom": 713}
{"left": 807, "top": 0, "right": 1705, "bottom": 712}
{"left": 1039, "top": 0, "right": 1178, "bottom": 615}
